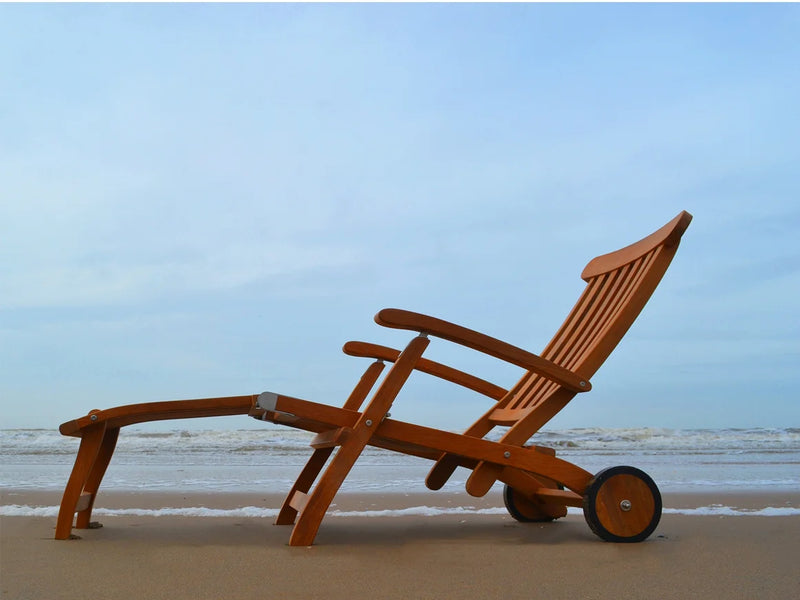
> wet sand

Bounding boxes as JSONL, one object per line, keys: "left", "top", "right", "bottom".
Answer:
{"left": 1, "top": 490, "right": 798, "bottom": 599}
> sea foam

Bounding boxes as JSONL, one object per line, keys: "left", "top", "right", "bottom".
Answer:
{"left": 2, "top": 504, "right": 799, "bottom": 519}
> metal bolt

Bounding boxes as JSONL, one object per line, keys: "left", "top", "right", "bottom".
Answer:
{"left": 503, "top": 451, "right": 511, "bottom": 459}
{"left": 579, "top": 381, "right": 586, "bottom": 387}
{"left": 620, "top": 500, "right": 632, "bottom": 512}
{"left": 90, "top": 415, "right": 98, "bottom": 422}
{"left": 365, "top": 419, "right": 373, "bottom": 427}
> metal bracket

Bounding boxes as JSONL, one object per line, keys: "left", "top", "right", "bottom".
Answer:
{"left": 256, "top": 392, "right": 279, "bottom": 412}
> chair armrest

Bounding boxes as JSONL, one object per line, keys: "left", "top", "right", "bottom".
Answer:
{"left": 374, "top": 308, "right": 591, "bottom": 393}
{"left": 343, "top": 341, "right": 507, "bottom": 400}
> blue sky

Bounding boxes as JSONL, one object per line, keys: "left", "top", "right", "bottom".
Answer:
{"left": 1, "top": 3, "right": 798, "bottom": 432}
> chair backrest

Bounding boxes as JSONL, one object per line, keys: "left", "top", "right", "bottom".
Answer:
{"left": 492, "top": 211, "right": 692, "bottom": 424}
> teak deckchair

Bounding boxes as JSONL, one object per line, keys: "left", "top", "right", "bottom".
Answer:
{"left": 55, "top": 210, "right": 692, "bottom": 545}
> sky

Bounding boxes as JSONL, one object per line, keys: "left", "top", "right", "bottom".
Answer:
{"left": 1, "top": 3, "right": 798, "bottom": 433}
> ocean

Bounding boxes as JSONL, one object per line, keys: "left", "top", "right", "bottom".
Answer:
{"left": 2, "top": 427, "right": 799, "bottom": 518}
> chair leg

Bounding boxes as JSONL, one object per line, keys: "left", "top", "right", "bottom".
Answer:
{"left": 75, "top": 427, "right": 119, "bottom": 529}
{"left": 275, "top": 447, "right": 333, "bottom": 526}
{"left": 289, "top": 334, "right": 430, "bottom": 546}
{"left": 55, "top": 423, "right": 107, "bottom": 539}
{"left": 427, "top": 417, "right": 495, "bottom": 490}
{"left": 288, "top": 439, "right": 365, "bottom": 546}
{"left": 277, "top": 360, "right": 385, "bottom": 526}
{"left": 425, "top": 454, "right": 461, "bottom": 490}
{"left": 466, "top": 462, "right": 504, "bottom": 497}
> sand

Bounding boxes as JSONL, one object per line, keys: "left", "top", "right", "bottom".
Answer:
{"left": 1, "top": 490, "right": 798, "bottom": 599}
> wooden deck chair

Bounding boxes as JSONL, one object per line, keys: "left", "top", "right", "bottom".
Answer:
{"left": 55, "top": 210, "right": 692, "bottom": 545}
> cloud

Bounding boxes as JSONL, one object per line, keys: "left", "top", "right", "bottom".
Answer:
{"left": 1, "top": 4, "right": 798, "bottom": 429}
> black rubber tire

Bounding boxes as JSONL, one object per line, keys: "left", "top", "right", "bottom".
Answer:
{"left": 583, "top": 466, "right": 662, "bottom": 543}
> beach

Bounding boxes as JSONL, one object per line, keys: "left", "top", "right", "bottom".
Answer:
{"left": 2, "top": 489, "right": 798, "bottom": 600}
{"left": 3, "top": 427, "right": 798, "bottom": 598}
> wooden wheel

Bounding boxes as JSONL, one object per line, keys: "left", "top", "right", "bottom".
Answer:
{"left": 583, "top": 466, "right": 661, "bottom": 543}
{"left": 503, "top": 484, "right": 567, "bottom": 522}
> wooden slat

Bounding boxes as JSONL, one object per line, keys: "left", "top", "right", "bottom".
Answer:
{"left": 558, "top": 266, "right": 623, "bottom": 369}
{"left": 578, "top": 247, "right": 665, "bottom": 376}
{"left": 543, "top": 274, "right": 609, "bottom": 369}
{"left": 512, "top": 245, "right": 664, "bottom": 415}
{"left": 518, "top": 260, "right": 640, "bottom": 414}
{"left": 509, "top": 275, "right": 607, "bottom": 411}
{"left": 310, "top": 427, "right": 349, "bottom": 449}
{"left": 555, "top": 263, "right": 634, "bottom": 373}
{"left": 489, "top": 407, "right": 532, "bottom": 425}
